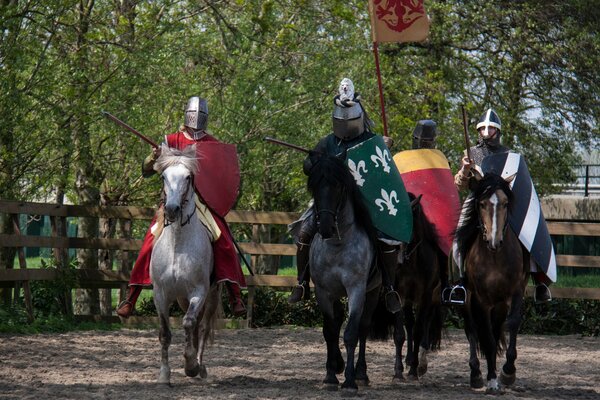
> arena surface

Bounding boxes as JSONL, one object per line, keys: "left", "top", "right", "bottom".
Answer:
{"left": 1, "top": 327, "right": 599, "bottom": 399}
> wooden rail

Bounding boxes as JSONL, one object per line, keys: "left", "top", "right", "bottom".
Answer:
{"left": 1, "top": 199, "right": 599, "bottom": 326}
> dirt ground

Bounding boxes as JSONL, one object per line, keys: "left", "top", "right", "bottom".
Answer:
{"left": 0, "top": 327, "right": 599, "bottom": 400}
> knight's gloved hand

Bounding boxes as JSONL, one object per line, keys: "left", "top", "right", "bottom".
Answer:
{"left": 151, "top": 147, "right": 162, "bottom": 161}
{"left": 460, "top": 155, "right": 473, "bottom": 171}
{"left": 383, "top": 136, "right": 394, "bottom": 148}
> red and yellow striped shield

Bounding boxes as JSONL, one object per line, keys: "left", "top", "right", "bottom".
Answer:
{"left": 393, "top": 149, "right": 461, "bottom": 255}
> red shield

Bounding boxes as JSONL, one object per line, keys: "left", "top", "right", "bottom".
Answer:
{"left": 393, "top": 149, "right": 460, "bottom": 255}
{"left": 194, "top": 142, "right": 240, "bottom": 217}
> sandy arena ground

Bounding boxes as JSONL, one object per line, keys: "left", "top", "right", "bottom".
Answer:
{"left": 0, "top": 327, "right": 599, "bottom": 400}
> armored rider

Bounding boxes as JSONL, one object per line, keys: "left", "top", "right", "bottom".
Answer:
{"left": 409, "top": 120, "right": 463, "bottom": 305}
{"left": 452, "top": 108, "right": 552, "bottom": 304}
{"left": 116, "top": 96, "right": 247, "bottom": 318}
{"left": 288, "top": 78, "right": 402, "bottom": 313}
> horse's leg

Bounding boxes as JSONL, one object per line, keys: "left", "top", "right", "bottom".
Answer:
{"left": 155, "top": 293, "right": 172, "bottom": 385}
{"left": 355, "top": 289, "right": 379, "bottom": 386}
{"left": 196, "top": 285, "right": 220, "bottom": 379}
{"left": 392, "top": 308, "right": 406, "bottom": 382}
{"left": 463, "top": 307, "right": 484, "bottom": 389}
{"left": 340, "top": 288, "right": 366, "bottom": 391}
{"left": 500, "top": 293, "right": 524, "bottom": 386}
{"left": 183, "top": 291, "right": 206, "bottom": 377}
{"left": 415, "top": 300, "right": 434, "bottom": 378}
{"left": 403, "top": 303, "right": 418, "bottom": 380}
{"left": 318, "top": 293, "right": 344, "bottom": 389}
{"left": 479, "top": 306, "right": 500, "bottom": 393}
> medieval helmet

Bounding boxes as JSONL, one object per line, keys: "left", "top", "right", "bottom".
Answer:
{"left": 476, "top": 108, "right": 501, "bottom": 139}
{"left": 184, "top": 96, "right": 208, "bottom": 131}
{"left": 332, "top": 78, "right": 365, "bottom": 141}
{"left": 412, "top": 119, "right": 437, "bottom": 149}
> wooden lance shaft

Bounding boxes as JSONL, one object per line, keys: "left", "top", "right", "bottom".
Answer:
{"left": 461, "top": 105, "right": 472, "bottom": 162}
{"left": 102, "top": 111, "right": 159, "bottom": 149}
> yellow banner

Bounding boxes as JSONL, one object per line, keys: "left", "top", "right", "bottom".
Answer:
{"left": 368, "top": 0, "right": 430, "bottom": 43}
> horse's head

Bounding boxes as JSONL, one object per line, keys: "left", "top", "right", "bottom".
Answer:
{"left": 473, "top": 173, "right": 514, "bottom": 251}
{"left": 306, "top": 153, "right": 354, "bottom": 239}
{"left": 154, "top": 144, "right": 198, "bottom": 224}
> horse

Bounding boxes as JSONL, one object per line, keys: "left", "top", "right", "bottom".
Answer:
{"left": 454, "top": 173, "right": 529, "bottom": 393}
{"left": 306, "top": 152, "right": 381, "bottom": 392}
{"left": 150, "top": 144, "right": 221, "bottom": 385}
{"left": 369, "top": 192, "right": 445, "bottom": 381}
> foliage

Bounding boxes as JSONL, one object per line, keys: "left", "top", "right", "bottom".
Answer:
{"left": 250, "top": 287, "right": 322, "bottom": 327}
{"left": 444, "top": 298, "right": 600, "bottom": 337}
{"left": 29, "top": 258, "right": 78, "bottom": 316}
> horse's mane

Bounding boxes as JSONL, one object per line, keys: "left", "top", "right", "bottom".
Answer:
{"left": 407, "top": 192, "right": 440, "bottom": 247}
{"left": 154, "top": 144, "right": 198, "bottom": 174}
{"left": 454, "top": 173, "right": 514, "bottom": 256}
{"left": 307, "top": 153, "right": 378, "bottom": 244}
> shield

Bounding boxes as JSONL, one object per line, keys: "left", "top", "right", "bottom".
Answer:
{"left": 346, "top": 136, "right": 412, "bottom": 242}
{"left": 194, "top": 141, "right": 240, "bottom": 217}
{"left": 393, "top": 149, "right": 461, "bottom": 255}
{"left": 481, "top": 152, "right": 557, "bottom": 282}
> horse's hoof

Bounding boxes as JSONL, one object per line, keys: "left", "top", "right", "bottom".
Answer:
{"left": 485, "top": 378, "right": 502, "bottom": 394}
{"left": 470, "top": 374, "right": 484, "bottom": 389}
{"left": 392, "top": 374, "right": 405, "bottom": 384}
{"left": 355, "top": 378, "right": 370, "bottom": 387}
{"left": 341, "top": 381, "right": 359, "bottom": 392}
{"left": 341, "top": 386, "right": 359, "bottom": 397}
{"left": 199, "top": 365, "right": 208, "bottom": 379}
{"left": 185, "top": 364, "right": 201, "bottom": 378}
{"left": 158, "top": 367, "right": 171, "bottom": 385}
{"left": 417, "top": 365, "right": 428, "bottom": 377}
{"left": 407, "top": 373, "right": 419, "bottom": 382}
{"left": 499, "top": 370, "right": 516, "bottom": 386}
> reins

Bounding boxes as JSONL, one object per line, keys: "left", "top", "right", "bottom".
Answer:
{"left": 163, "top": 172, "right": 196, "bottom": 228}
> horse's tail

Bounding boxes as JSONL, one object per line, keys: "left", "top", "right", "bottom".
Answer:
{"left": 368, "top": 291, "right": 395, "bottom": 341}
{"left": 203, "top": 284, "right": 223, "bottom": 345}
{"left": 427, "top": 303, "right": 445, "bottom": 351}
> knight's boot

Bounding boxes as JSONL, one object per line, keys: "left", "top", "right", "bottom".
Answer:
{"left": 381, "top": 245, "right": 401, "bottom": 314}
{"left": 227, "top": 283, "right": 246, "bottom": 317}
{"left": 532, "top": 273, "right": 552, "bottom": 304}
{"left": 289, "top": 243, "right": 311, "bottom": 304}
{"left": 116, "top": 285, "right": 143, "bottom": 318}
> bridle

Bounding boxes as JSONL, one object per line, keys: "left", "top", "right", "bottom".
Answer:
{"left": 163, "top": 172, "right": 196, "bottom": 228}
{"left": 314, "top": 186, "right": 346, "bottom": 240}
{"left": 477, "top": 189, "right": 509, "bottom": 247}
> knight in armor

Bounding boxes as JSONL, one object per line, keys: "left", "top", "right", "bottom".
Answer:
{"left": 410, "top": 120, "right": 457, "bottom": 304}
{"left": 287, "top": 78, "right": 402, "bottom": 313}
{"left": 452, "top": 108, "right": 552, "bottom": 304}
{"left": 116, "top": 96, "right": 247, "bottom": 318}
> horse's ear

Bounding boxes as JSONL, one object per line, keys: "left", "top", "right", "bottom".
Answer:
{"left": 504, "top": 173, "right": 517, "bottom": 184}
{"left": 410, "top": 193, "right": 423, "bottom": 207}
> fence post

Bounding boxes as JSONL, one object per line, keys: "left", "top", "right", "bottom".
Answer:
{"left": 11, "top": 214, "right": 34, "bottom": 322}
{"left": 584, "top": 165, "right": 590, "bottom": 197}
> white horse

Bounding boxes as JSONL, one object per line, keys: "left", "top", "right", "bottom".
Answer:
{"left": 151, "top": 144, "right": 220, "bottom": 385}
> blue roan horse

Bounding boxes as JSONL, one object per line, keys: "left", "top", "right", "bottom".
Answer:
{"left": 150, "top": 144, "right": 221, "bottom": 385}
{"left": 455, "top": 173, "right": 529, "bottom": 393}
{"left": 307, "top": 153, "right": 381, "bottom": 392}
{"left": 370, "top": 192, "right": 445, "bottom": 381}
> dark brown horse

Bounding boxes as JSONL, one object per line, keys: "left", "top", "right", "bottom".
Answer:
{"left": 455, "top": 173, "right": 529, "bottom": 393}
{"left": 370, "top": 193, "right": 445, "bottom": 381}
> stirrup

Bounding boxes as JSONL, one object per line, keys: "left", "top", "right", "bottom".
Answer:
{"left": 385, "top": 289, "right": 402, "bottom": 314}
{"left": 442, "top": 285, "right": 466, "bottom": 305}
{"left": 534, "top": 283, "right": 552, "bottom": 304}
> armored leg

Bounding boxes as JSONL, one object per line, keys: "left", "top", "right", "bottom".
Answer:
{"left": 379, "top": 242, "right": 402, "bottom": 314}
{"left": 532, "top": 272, "right": 552, "bottom": 304}
{"left": 116, "top": 285, "right": 143, "bottom": 318}
{"left": 441, "top": 254, "right": 466, "bottom": 306}
{"left": 289, "top": 220, "right": 315, "bottom": 304}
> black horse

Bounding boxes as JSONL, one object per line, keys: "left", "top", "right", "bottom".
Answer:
{"left": 370, "top": 192, "right": 445, "bottom": 381}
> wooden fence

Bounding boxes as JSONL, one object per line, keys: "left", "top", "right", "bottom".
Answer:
{"left": 1, "top": 199, "right": 600, "bottom": 327}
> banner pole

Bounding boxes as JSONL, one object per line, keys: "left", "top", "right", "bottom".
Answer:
{"left": 372, "top": 41, "right": 389, "bottom": 137}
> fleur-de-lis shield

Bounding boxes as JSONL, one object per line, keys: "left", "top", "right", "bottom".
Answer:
{"left": 346, "top": 135, "right": 412, "bottom": 242}
{"left": 348, "top": 159, "right": 368, "bottom": 187}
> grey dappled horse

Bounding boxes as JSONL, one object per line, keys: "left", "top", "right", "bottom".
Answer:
{"left": 151, "top": 144, "right": 220, "bottom": 385}
{"left": 455, "top": 173, "right": 529, "bottom": 393}
{"left": 306, "top": 152, "right": 381, "bottom": 392}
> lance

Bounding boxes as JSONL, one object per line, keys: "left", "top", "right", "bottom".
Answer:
{"left": 461, "top": 105, "right": 472, "bottom": 162}
{"left": 264, "top": 136, "right": 311, "bottom": 153}
{"left": 102, "top": 111, "right": 159, "bottom": 149}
